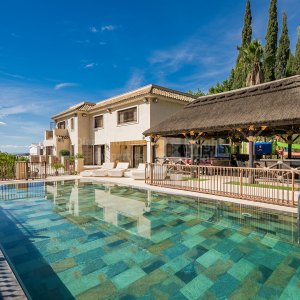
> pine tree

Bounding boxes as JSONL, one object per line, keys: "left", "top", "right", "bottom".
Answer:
{"left": 286, "top": 53, "right": 295, "bottom": 77}
{"left": 232, "top": 0, "right": 252, "bottom": 89}
{"left": 275, "top": 12, "right": 290, "bottom": 79}
{"left": 294, "top": 27, "right": 300, "bottom": 74}
{"left": 264, "top": 0, "right": 278, "bottom": 81}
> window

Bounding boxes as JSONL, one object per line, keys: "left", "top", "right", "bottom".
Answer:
{"left": 70, "top": 118, "right": 74, "bottom": 130}
{"left": 94, "top": 115, "right": 103, "bottom": 129}
{"left": 57, "top": 121, "right": 65, "bottom": 129}
{"left": 117, "top": 107, "right": 137, "bottom": 124}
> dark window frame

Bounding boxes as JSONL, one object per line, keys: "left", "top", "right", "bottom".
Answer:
{"left": 117, "top": 107, "right": 137, "bottom": 125}
{"left": 94, "top": 115, "right": 104, "bottom": 129}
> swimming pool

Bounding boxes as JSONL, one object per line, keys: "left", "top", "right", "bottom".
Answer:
{"left": 0, "top": 180, "right": 299, "bottom": 299}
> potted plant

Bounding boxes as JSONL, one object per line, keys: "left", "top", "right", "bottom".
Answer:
{"left": 74, "top": 153, "right": 84, "bottom": 173}
{"left": 52, "top": 163, "right": 65, "bottom": 176}
{"left": 59, "top": 149, "right": 70, "bottom": 157}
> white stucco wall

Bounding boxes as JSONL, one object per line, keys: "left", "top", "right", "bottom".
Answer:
{"left": 91, "top": 101, "right": 151, "bottom": 146}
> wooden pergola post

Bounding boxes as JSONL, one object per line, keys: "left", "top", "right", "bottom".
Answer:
{"left": 190, "top": 141, "right": 194, "bottom": 165}
{"left": 248, "top": 130, "right": 254, "bottom": 168}
{"left": 287, "top": 135, "right": 292, "bottom": 159}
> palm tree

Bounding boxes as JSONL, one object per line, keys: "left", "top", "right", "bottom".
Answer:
{"left": 238, "top": 40, "right": 264, "bottom": 86}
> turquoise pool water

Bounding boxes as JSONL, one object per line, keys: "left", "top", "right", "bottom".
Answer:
{"left": 0, "top": 180, "right": 299, "bottom": 299}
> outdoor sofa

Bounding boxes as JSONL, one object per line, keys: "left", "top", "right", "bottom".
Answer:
{"left": 80, "top": 162, "right": 115, "bottom": 177}
{"left": 107, "top": 162, "right": 129, "bottom": 177}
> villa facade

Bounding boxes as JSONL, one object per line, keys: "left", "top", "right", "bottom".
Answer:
{"left": 42, "top": 84, "right": 196, "bottom": 167}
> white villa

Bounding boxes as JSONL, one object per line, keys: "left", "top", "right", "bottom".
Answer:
{"left": 42, "top": 84, "right": 196, "bottom": 167}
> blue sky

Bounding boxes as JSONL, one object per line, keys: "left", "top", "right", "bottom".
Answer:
{"left": 0, "top": 0, "right": 299, "bottom": 153}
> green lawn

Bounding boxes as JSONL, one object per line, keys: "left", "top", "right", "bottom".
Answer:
{"left": 181, "top": 177, "right": 209, "bottom": 182}
{"left": 225, "top": 181, "right": 299, "bottom": 191}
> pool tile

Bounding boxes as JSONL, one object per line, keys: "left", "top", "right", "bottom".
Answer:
{"left": 182, "top": 234, "right": 206, "bottom": 248}
{"left": 112, "top": 266, "right": 146, "bottom": 290}
{"left": 1, "top": 180, "right": 299, "bottom": 300}
{"left": 163, "top": 244, "right": 188, "bottom": 259}
{"left": 210, "top": 273, "right": 240, "bottom": 298}
{"left": 228, "top": 258, "right": 255, "bottom": 281}
{"left": 180, "top": 274, "right": 213, "bottom": 300}
{"left": 196, "top": 249, "right": 222, "bottom": 268}
{"left": 175, "top": 263, "right": 198, "bottom": 283}
{"left": 76, "top": 280, "right": 117, "bottom": 300}
{"left": 142, "top": 259, "right": 165, "bottom": 274}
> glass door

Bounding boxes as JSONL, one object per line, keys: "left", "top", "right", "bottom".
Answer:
{"left": 94, "top": 145, "right": 105, "bottom": 165}
{"left": 133, "top": 145, "right": 146, "bottom": 168}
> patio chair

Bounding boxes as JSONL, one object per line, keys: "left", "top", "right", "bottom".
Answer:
{"left": 80, "top": 162, "right": 115, "bottom": 177}
{"left": 131, "top": 163, "right": 146, "bottom": 180}
{"left": 107, "top": 162, "right": 129, "bottom": 177}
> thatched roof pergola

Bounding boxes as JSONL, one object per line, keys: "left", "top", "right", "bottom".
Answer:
{"left": 144, "top": 75, "right": 300, "bottom": 166}
{"left": 144, "top": 75, "right": 300, "bottom": 137}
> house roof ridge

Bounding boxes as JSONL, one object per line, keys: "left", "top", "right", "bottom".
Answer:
{"left": 95, "top": 84, "right": 154, "bottom": 105}
{"left": 90, "top": 84, "right": 196, "bottom": 111}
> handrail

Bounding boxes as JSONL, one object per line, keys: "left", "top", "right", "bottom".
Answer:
{"left": 145, "top": 163, "right": 298, "bottom": 207}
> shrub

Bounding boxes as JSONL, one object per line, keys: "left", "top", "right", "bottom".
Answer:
{"left": 59, "top": 149, "right": 70, "bottom": 157}
{"left": 75, "top": 153, "right": 84, "bottom": 159}
{"left": 52, "top": 163, "right": 65, "bottom": 170}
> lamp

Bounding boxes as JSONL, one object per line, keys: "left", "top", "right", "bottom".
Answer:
{"left": 106, "top": 108, "right": 112, "bottom": 113}
{"left": 82, "top": 113, "right": 87, "bottom": 117}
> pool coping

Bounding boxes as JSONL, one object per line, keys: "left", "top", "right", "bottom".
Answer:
{"left": 1, "top": 175, "right": 298, "bottom": 214}
{"left": 0, "top": 246, "right": 29, "bottom": 300}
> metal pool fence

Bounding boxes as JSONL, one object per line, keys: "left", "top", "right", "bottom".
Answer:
{"left": 145, "top": 163, "right": 300, "bottom": 207}
{"left": 0, "top": 161, "right": 75, "bottom": 181}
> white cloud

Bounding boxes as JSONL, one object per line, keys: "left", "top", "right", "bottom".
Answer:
{"left": 0, "top": 121, "right": 6, "bottom": 125}
{"left": 54, "top": 82, "right": 78, "bottom": 90}
{"left": 125, "top": 69, "right": 145, "bottom": 90}
{"left": 89, "top": 26, "right": 98, "bottom": 33}
{"left": 90, "top": 25, "right": 115, "bottom": 33}
{"left": 84, "top": 63, "right": 96, "bottom": 68}
{"left": 0, "top": 144, "right": 29, "bottom": 148}
{"left": 0, "top": 70, "right": 25, "bottom": 79}
{"left": 99, "top": 41, "right": 107, "bottom": 45}
{"left": 0, "top": 105, "right": 40, "bottom": 118}
{"left": 101, "top": 25, "right": 115, "bottom": 31}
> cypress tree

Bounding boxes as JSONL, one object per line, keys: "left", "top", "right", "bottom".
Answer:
{"left": 241, "top": 0, "right": 252, "bottom": 47}
{"left": 232, "top": 0, "right": 252, "bottom": 89}
{"left": 294, "top": 27, "right": 300, "bottom": 74}
{"left": 264, "top": 0, "right": 278, "bottom": 81}
{"left": 275, "top": 12, "right": 290, "bottom": 79}
{"left": 286, "top": 53, "right": 295, "bottom": 77}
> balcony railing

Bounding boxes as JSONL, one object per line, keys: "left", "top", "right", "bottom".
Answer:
{"left": 45, "top": 130, "right": 53, "bottom": 140}
{"left": 54, "top": 128, "right": 68, "bottom": 137}
{"left": 145, "top": 163, "right": 300, "bottom": 207}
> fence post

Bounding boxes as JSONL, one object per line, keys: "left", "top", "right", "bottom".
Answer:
{"left": 197, "top": 166, "right": 200, "bottom": 192}
{"left": 239, "top": 168, "right": 243, "bottom": 197}
{"left": 25, "top": 161, "right": 28, "bottom": 180}
{"left": 44, "top": 161, "right": 47, "bottom": 179}
{"left": 150, "top": 163, "right": 154, "bottom": 185}
{"left": 292, "top": 171, "right": 295, "bottom": 206}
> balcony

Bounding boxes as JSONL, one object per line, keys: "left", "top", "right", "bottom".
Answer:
{"left": 54, "top": 128, "right": 68, "bottom": 137}
{"left": 45, "top": 130, "right": 53, "bottom": 140}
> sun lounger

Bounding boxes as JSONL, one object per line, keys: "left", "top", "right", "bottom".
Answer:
{"left": 80, "top": 162, "right": 115, "bottom": 177}
{"left": 131, "top": 163, "right": 146, "bottom": 180}
{"left": 107, "top": 162, "right": 129, "bottom": 177}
